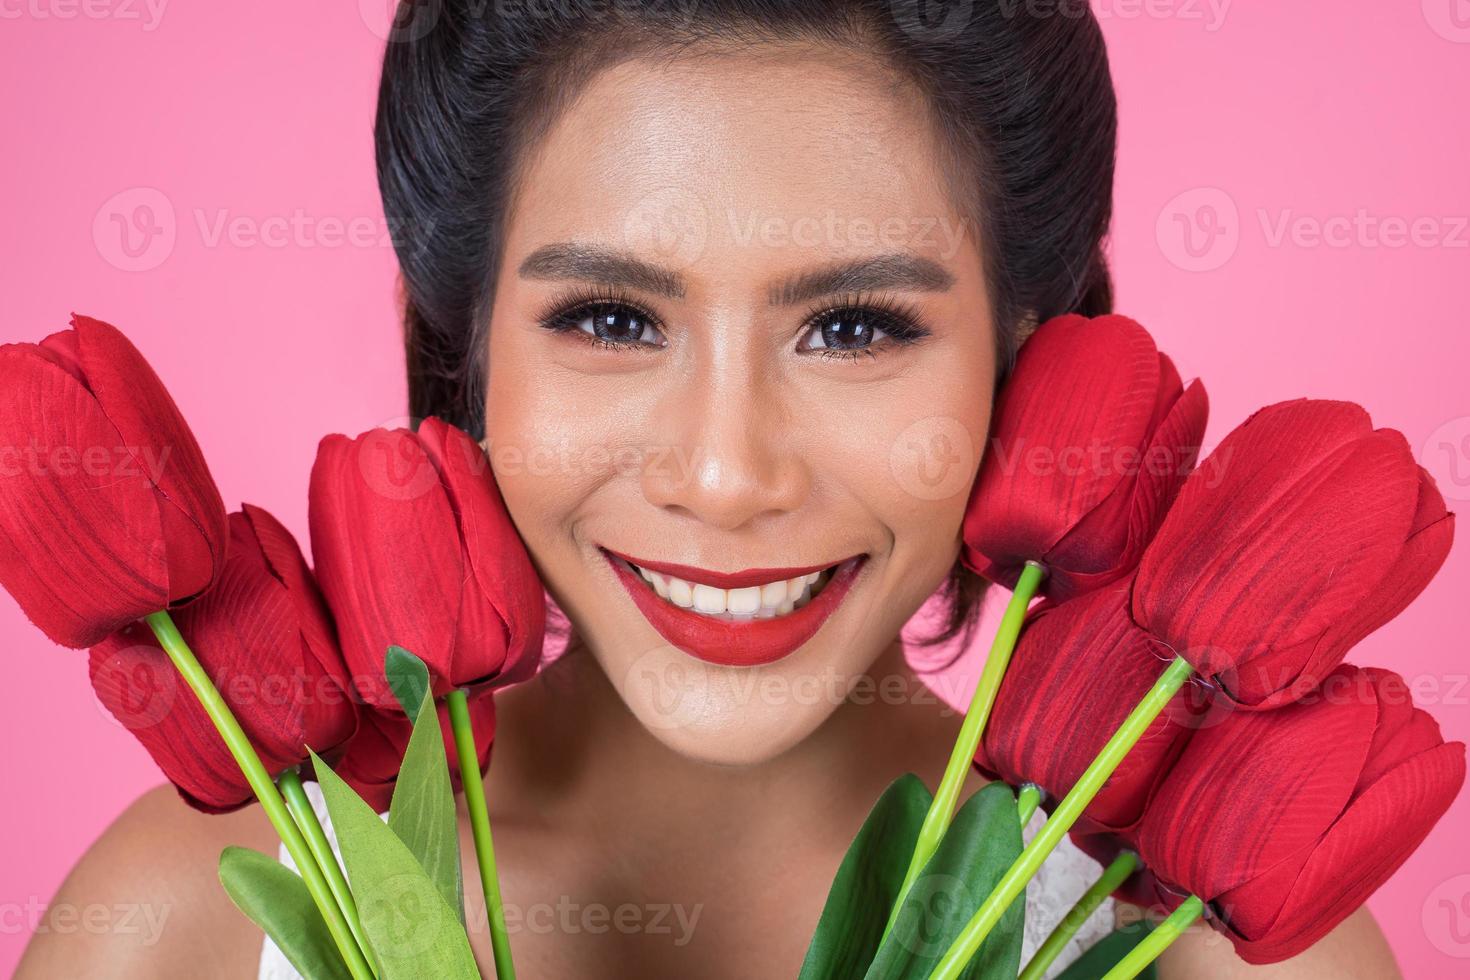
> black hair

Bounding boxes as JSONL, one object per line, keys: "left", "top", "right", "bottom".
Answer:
{"left": 376, "top": 0, "right": 1116, "bottom": 648}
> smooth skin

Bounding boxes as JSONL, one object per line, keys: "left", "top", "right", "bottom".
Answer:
{"left": 19, "top": 44, "right": 1403, "bottom": 979}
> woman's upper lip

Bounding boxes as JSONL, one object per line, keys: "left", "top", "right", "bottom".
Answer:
{"left": 601, "top": 547, "right": 862, "bottom": 590}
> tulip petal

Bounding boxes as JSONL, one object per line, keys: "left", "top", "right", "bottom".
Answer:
{"left": 1224, "top": 469, "right": 1454, "bottom": 708}
{"left": 241, "top": 504, "right": 348, "bottom": 689}
{"left": 979, "top": 585, "right": 1198, "bottom": 830}
{"left": 419, "top": 418, "right": 544, "bottom": 690}
{"left": 67, "top": 315, "right": 225, "bottom": 600}
{"left": 1138, "top": 669, "right": 1377, "bottom": 900}
{"left": 238, "top": 504, "right": 357, "bottom": 752}
{"left": 1223, "top": 740, "right": 1465, "bottom": 964}
{"left": 0, "top": 348, "right": 168, "bottom": 647}
{"left": 89, "top": 616, "right": 303, "bottom": 813}
{"left": 965, "top": 315, "right": 1161, "bottom": 589}
{"left": 1052, "top": 377, "right": 1209, "bottom": 598}
{"left": 1135, "top": 400, "right": 1419, "bottom": 678}
{"left": 309, "top": 431, "right": 466, "bottom": 705}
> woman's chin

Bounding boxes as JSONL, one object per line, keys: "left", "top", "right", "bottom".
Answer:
{"left": 608, "top": 642, "right": 851, "bottom": 767}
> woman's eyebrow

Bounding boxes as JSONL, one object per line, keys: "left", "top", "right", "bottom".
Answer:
{"left": 518, "top": 242, "right": 955, "bottom": 305}
{"left": 519, "top": 242, "right": 687, "bottom": 299}
{"left": 768, "top": 254, "right": 955, "bottom": 306}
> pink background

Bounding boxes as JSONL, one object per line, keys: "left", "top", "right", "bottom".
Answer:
{"left": 3, "top": 3, "right": 1468, "bottom": 974}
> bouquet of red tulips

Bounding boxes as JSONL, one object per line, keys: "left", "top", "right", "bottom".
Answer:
{"left": 798, "top": 316, "right": 1463, "bottom": 979}
{"left": 1, "top": 313, "right": 1461, "bottom": 980}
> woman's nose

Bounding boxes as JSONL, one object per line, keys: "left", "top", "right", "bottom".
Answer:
{"left": 641, "top": 374, "right": 811, "bottom": 532}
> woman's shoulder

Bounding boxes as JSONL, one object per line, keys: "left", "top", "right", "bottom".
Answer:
{"left": 16, "top": 783, "right": 277, "bottom": 980}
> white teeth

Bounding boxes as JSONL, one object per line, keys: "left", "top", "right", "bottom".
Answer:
{"left": 692, "top": 584, "right": 727, "bottom": 614}
{"left": 628, "top": 561, "right": 837, "bottom": 621}
{"left": 727, "top": 586, "right": 761, "bottom": 615}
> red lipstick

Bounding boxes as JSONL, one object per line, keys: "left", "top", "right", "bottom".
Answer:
{"left": 603, "top": 550, "right": 867, "bottom": 667}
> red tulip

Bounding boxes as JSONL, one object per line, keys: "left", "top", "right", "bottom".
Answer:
{"left": 1137, "top": 665, "right": 1465, "bottom": 964}
{"left": 89, "top": 506, "right": 357, "bottom": 813}
{"left": 333, "top": 693, "right": 497, "bottom": 812}
{"left": 1133, "top": 400, "right": 1434, "bottom": 706}
{"left": 1220, "top": 466, "right": 1453, "bottom": 708}
{"left": 309, "top": 418, "right": 544, "bottom": 708}
{"left": 0, "top": 315, "right": 226, "bottom": 648}
{"left": 962, "top": 314, "right": 1207, "bottom": 601}
{"left": 975, "top": 584, "right": 1207, "bottom": 833}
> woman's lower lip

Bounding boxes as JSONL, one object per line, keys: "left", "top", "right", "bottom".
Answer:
{"left": 605, "top": 552, "right": 868, "bottom": 667}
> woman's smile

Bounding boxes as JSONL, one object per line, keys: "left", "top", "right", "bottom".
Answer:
{"left": 602, "top": 547, "right": 869, "bottom": 667}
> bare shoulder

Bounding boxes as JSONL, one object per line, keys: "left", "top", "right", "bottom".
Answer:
{"left": 1127, "top": 903, "right": 1402, "bottom": 980}
{"left": 16, "top": 783, "right": 280, "bottom": 980}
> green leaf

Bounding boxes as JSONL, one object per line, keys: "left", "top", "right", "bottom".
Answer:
{"left": 865, "top": 782, "right": 1025, "bottom": 980}
{"left": 385, "top": 645, "right": 431, "bottom": 721}
{"left": 798, "top": 773, "right": 934, "bottom": 980}
{"left": 310, "top": 749, "right": 480, "bottom": 979}
{"left": 387, "top": 653, "right": 465, "bottom": 925}
{"left": 1051, "top": 922, "right": 1159, "bottom": 980}
{"left": 218, "top": 846, "right": 352, "bottom": 980}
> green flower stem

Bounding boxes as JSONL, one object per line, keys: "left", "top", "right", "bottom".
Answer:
{"left": 1016, "top": 783, "right": 1042, "bottom": 826}
{"left": 446, "top": 688, "right": 516, "bottom": 980}
{"left": 1019, "top": 851, "right": 1140, "bottom": 980}
{"left": 142, "top": 611, "right": 376, "bottom": 980}
{"left": 1099, "top": 895, "right": 1205, "bottom": 980}
{"left": 884, "top": 561, "right": 1046, "bottom": 940}
{"left": 929, "top": 655, "right": 1195, "bottom": 980}
{"left": 278, "top": 766, "right": 374, "bottom": 971}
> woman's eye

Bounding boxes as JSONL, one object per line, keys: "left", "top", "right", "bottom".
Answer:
{"left": 552, "top": 302, "right": 667, "bottom": 348}
{"left": 798, "top": 309, "right": 893, "bottom": 353}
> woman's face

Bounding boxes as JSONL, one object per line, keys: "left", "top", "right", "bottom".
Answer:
{"left": 485, "top": 45, "right": 996, "bottom": 765}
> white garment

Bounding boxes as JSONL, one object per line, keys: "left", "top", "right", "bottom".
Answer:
{"left": 259, "top": 783, "right": 1113, "bottom": 979}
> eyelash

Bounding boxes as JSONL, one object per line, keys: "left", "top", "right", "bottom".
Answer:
{"left": 534, "top": 285, "right": 667, "bottom": 353}
{"left": 800, "top": 291, "right": 932, "bottom": 361}
{"left": 535, "top": 287, "right": 933, "bottom": 361}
